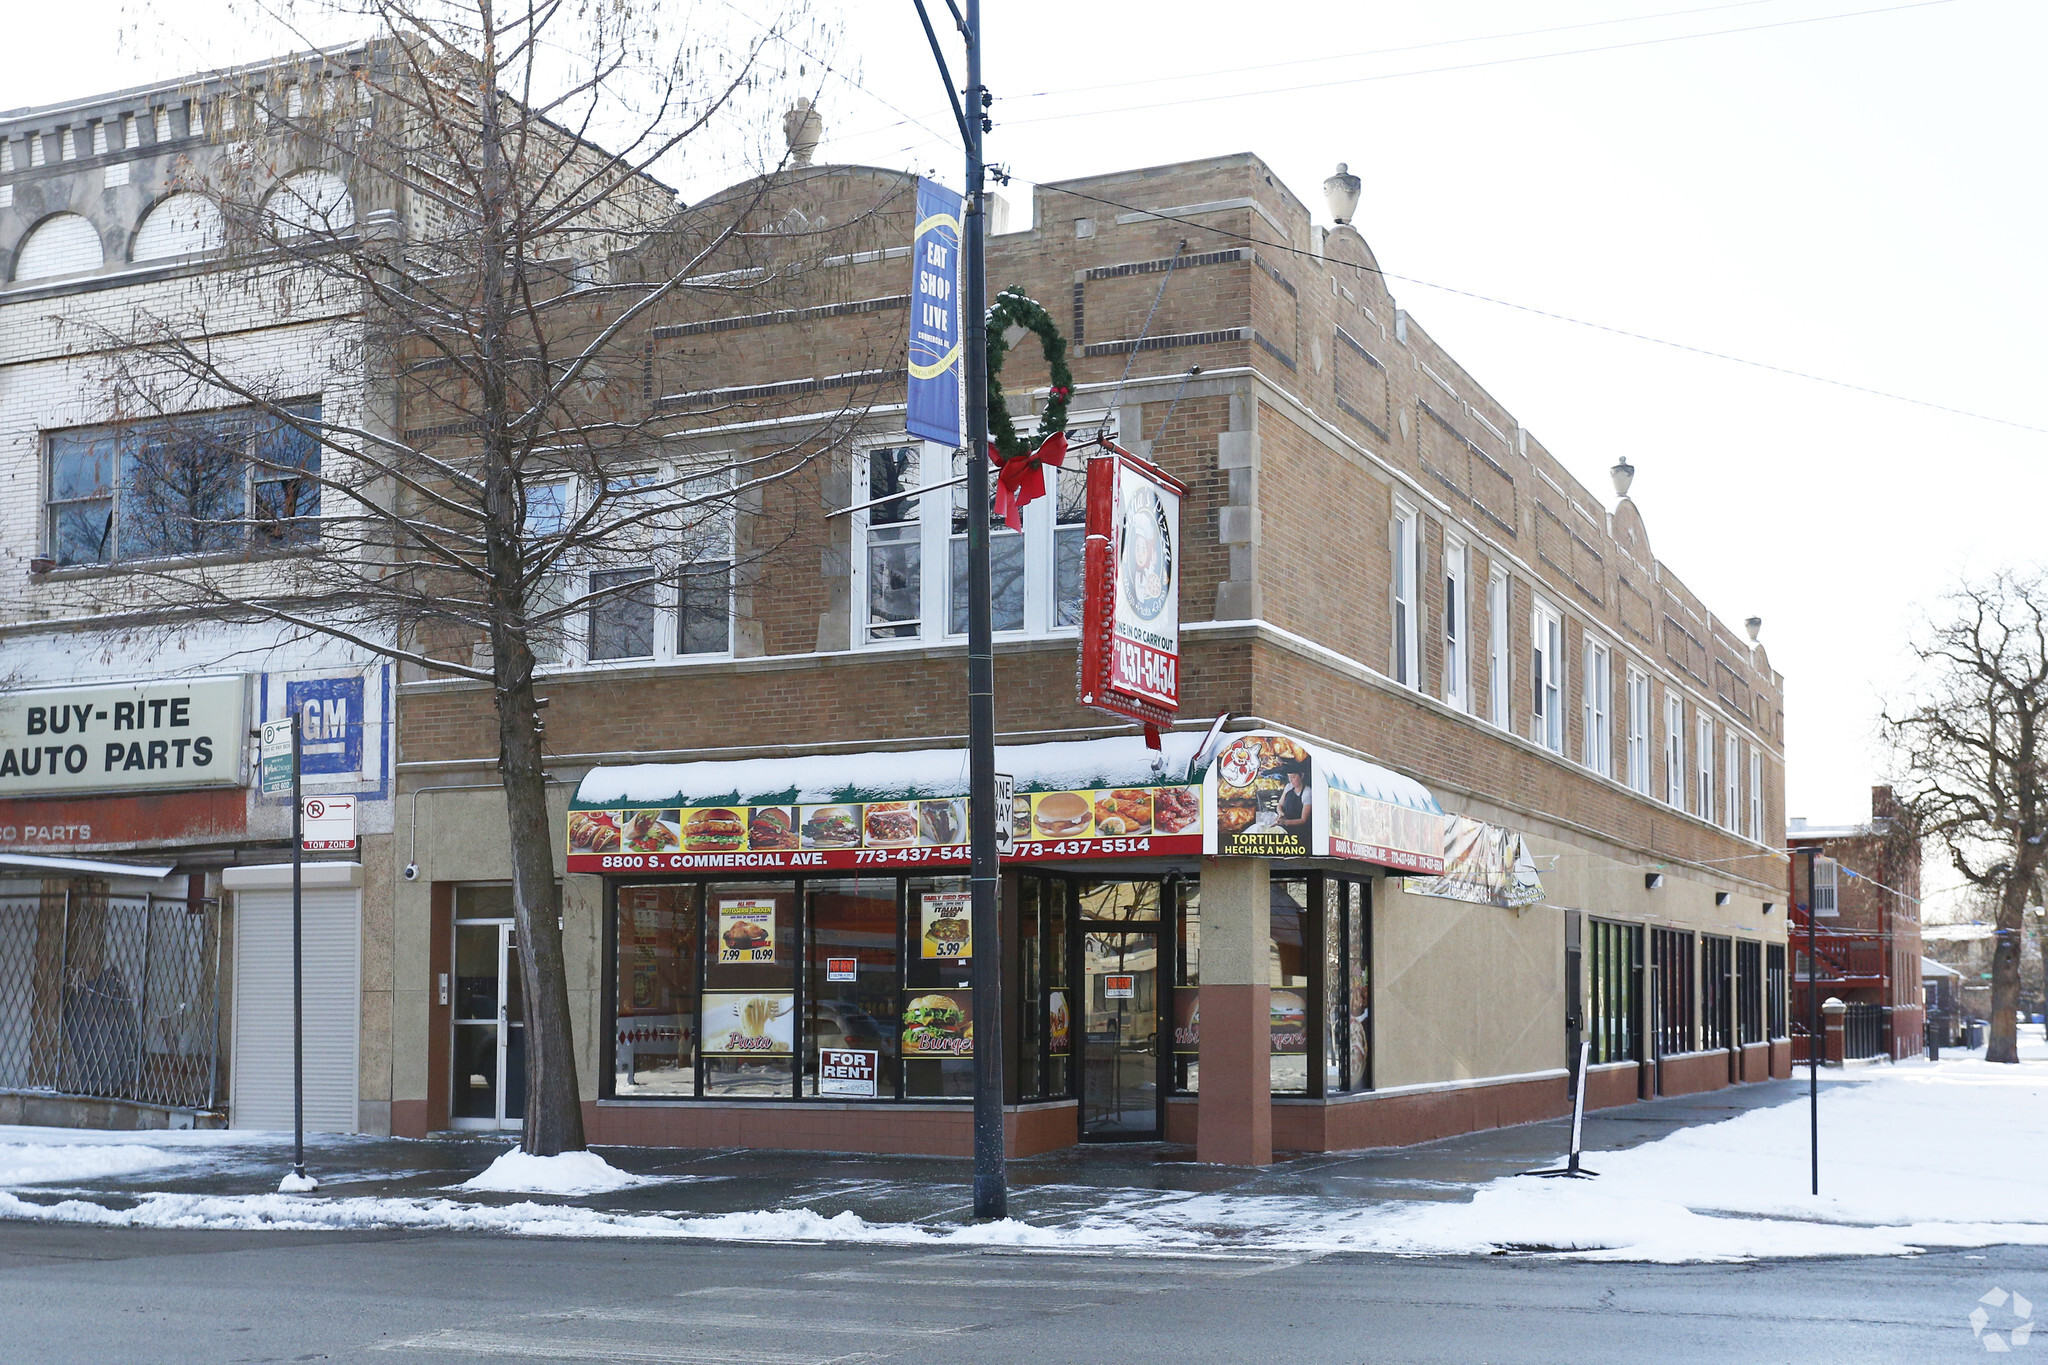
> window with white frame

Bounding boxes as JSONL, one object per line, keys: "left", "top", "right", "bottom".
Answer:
{"left": 1748, "top": 745, "right": 1764, "bottom": 841}
{"left": 1487, "top": 571, "right": 1509, "bottom": 728}
{"left": 1391, "top": 501, "right": 1420, "bottom": 688}
{"left": 854, "top": 439, "right": 1087, "bottom": 646}
{"left": 1531, "top": 598, "right": 1563, "bottom": 753}
{"left": 1443, "top": 536, "right": 1468, "bottom": 711}
{"left": 1725, "top": 732, "right": 1740, "bottom": 834}
{"left": 1626, "top": 668, "right": 1652, "bottom": 794}
{"left": 1664, "top": 691, "right": 1685, "bottom": 808}
{"left": 1697, "top": 715, "right": 1715, "bottom": 822}
{"left": 531, "top": 465, "right": 735, "bottom": 667}
{"left": 1581, "top": 637, "right": 1612, "bottom": 776}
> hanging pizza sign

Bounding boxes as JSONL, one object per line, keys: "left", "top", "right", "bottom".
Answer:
{"left": 1079, "top": 444, "right": 1186, "bottom": 729}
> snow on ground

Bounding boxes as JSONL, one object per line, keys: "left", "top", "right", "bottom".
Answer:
{"left": 5, "top": 1042, "right": 2048, "bottom": 1261}
{"left": 459, "top": 1148, "right": 657, "bottom": 1196}
{"left": 0, "top": 1141, "right": 196, "bottom": 1187}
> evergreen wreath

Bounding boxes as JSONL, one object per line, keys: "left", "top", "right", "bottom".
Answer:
{"left": 984, "top": 286, "right": 1073, "bottom": 460}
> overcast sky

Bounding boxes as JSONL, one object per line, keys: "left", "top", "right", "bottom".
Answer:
{"left": 8, "top": 0, "right": 2042, "bottom": 855}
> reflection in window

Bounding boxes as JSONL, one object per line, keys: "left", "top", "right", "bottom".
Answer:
{"left": 1270, "top": 880, "right": 1310, "bottom": 1095}
{"left": 1054, "top": 463, "right": 1088, "bottom": 626}
{"left": 865, "top": 446, "right": 920, "bottom": 640}
{"left": 805, "top": 878, "right": 900, "bottom": 1098}
{"left": 614, "top": 885, "right": 699, "bottom": 1097}
{"left": 588, "top": 567, "right": 657, "bottom": 660}
{"left": 702, "top": 883, "right": 798, "bottom": 1097}
{"left": 950, "top": 449, "right": 1023, "bottom": 634}
{"left": 904, "top": 876, "right": 973, "bottom": 1098}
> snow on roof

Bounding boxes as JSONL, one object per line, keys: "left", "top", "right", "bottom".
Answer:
{"left": 1922, "top": 923, "right": 1997, "bottom": 942}
{"left": 574, "top": 730, "right": 1443, "bottom": 815}
{"left": 1922, "top": 956, "right": 1962, "bottom": 979}
{"left": 0, "top": 852, "right": 175, "bottom": 880}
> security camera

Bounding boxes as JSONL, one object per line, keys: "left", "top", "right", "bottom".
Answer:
{"left": 403, "top": 863, "right": 420, "bottom": 881}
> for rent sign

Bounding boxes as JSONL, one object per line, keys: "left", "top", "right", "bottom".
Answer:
{"left": 0, "top": 677, "right": 246, "bottom": 798}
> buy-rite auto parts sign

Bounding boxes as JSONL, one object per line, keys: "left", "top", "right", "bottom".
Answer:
{"left": 0, "top": 677, "right": 246, "bottom": 797}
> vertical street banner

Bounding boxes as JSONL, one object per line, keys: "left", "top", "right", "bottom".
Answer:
{"left": 1078, "top": 445, "right": 1187, "bottom": 730}
{"left": 905, "top": 178, "right": 965, "bottom": 448}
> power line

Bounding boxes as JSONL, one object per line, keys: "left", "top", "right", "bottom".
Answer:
{"left": 1028, "top": 178, "right": 2047, "bottom": 437}
{"left": 999, "top": 0, "right": 1961, "bottom": 128}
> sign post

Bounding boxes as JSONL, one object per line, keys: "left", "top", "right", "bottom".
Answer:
{"left": 268, "top": 714, "right": 316, "bottom": 1194}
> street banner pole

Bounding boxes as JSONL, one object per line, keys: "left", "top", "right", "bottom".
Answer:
{"left": 960, "top": 0, "right": 1006, "bottom": 1224}
{"left": 292, "top": 711, "right": 309, "bottom": 1189}
{"left": 1807, "top": 845, "right": 1819, "bottom": 1197}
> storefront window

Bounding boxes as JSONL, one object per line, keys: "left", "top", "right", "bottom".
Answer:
{"left": 1044, "top": 878, "right": 1071, "bottom": 1098}
{"left": 1018, "top": 878, "right": 1042, "bottom": 1099}
{"left": 702, "top": 882, "right": 798, "bottom": 1096}
{"left": 1348, "top": 880, "right": 1371, "bottom": 1091}
{"left": 1323, "top": 879, "right": 1343, "bottom": 1094}
{"left": 904, "top": 875, "right": 973, "bottom": 1098}
{"left": 1589, "top": 919, "right": 1642, "bottom": 1065}
{"left": 1076, "top": 879, "right": 1159, "bottom": 923}
{"left": 1270, "top": 880, "right": 1310, "bottom": 1095}
{"left": 1175, "top": 881, "right": 1200, "bottom": 1093}
{"left": 614, "top": 885, "right": 698, "bottom": 1097}
{"left": 804, "top": 877, "right": 898, "bottom": 1099}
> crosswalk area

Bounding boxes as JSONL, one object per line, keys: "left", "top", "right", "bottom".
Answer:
{"left": 381, "top": 1247, "right": 1310, "bottom": 1364}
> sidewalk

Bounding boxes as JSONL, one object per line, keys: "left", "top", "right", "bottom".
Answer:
{"left": 4, "top": 1051, "right": 2046, "bottom": 1261}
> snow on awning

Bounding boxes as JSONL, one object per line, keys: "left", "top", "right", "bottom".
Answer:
{"left": 1922, "top": 956, "right": 1962, "bottom": 980}
{"left": 0, "top": 851, "right": 176, "bottom": 880}
{"left": 568, "top": 729, "right": 1445, "bottom": 876}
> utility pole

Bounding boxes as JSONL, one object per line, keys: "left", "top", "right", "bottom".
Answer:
{"left": 910, "top": 0, "right": 1004, "bottom": 1220}
{"left": 1805, "top": 845, "right": 1819, "bottom": 1197}
{"left": 290, "top": 711, "right": 311, "bottom": 1190}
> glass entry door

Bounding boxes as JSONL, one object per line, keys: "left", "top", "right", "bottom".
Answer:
{"left": 1081, "top": 929, "right": 1162, "bottom": 1140}
{"left": 452, "top": 920, "right": 524, "bottom": 1130}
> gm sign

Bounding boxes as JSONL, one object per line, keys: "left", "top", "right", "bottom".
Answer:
{"left": 285, "top": 676, "right": 364, "bottom": 777}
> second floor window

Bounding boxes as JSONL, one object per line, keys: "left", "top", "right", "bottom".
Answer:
{"left": 46, "top": 401, "right": 321, "bottom": 566}
{"left": 1581, "top": 638, "right": 1612, "bottom": 776}
{"left": 1626, "top": 669, "right": 1652, "bottom": 794}
{"left": 857, "top": 440, "right": 1085, "bottom": 646}
{"left": 1664, "top": 691, "right": 1685, "bottom": 807}
{"left": 1725, "top": 733, "right": 1741, "bottom": 834}
{"left": 1443, "top": 537, "right": 1468, "bottom": 711}
{"left": 1698, "top": 716, "right": 1715, "bottom": 822}
{"left": 1487, "top": 572, "right": 1509, "bottom": 728}
{"left": 1391, "top": 502, "right": 1419, "bottom": 688}
{"left": 1531, "top": 599, "right": 1563, "bottom": 753}
{"left": 547, "top": 466, "right": 734, "bottom": 666}
{"left": 1748, "top": 746, "right": 1765, "bottom": 842}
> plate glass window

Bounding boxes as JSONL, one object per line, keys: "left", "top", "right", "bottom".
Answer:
{"left": 1724, "top": 734, "right": 1740, "bottom": 833}
{"left": 1697, "top": 716, "right": 1715, "bottom": 821}
{"left": 1626, "top": 669, "right": 1652, "bottom": 794}
{"left": 864, "top": 445, "right": 921, "bottom": 641}
{"left": 1443, "top": 537, "right": 1468, "bottom": 710}
{"left": 1487, "top": 572, "right": 1510, "bottom": 727}
{"left": 1581, "top": 639, "right": 1612, "bottom": 776}
{"left": 1531, "top": 600, "right": 1564, "bottom": 753}
{"left": 588, "top": 567, "right": 658, "bottom": 661}
{"left": 950, "top": 448, "right": 1024, "bottom": 634}
{"left": 1664, "top": 692, "right": 1686, "bottom": 807}
{"left": 1391, "top": 504, "right": 1419, "bottom": 688}
{"left": 1748, "top": 746, "right": 1764, "bottom": 841}
{"left": 677, "top": 469, "right": 734, "bottom": 656}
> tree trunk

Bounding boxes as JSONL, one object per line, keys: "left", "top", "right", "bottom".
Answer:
{"left": 1988, "top": 875, "right": 2029, "bottom": 1064}
{"left": 497, "top": 653, "right": 587, "bottom": 1153}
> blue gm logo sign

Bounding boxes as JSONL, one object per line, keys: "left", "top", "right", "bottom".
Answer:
{"left": 285, "top": 676, "right": 363, "bottom": 777}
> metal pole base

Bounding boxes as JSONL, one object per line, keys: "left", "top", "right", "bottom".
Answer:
{"left": 973, "top": 1172, "right": 1007, "bottom": 1220}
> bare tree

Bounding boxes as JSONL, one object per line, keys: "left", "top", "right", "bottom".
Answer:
{"left": 1884, "top": 571, "right": 2048, "bottom": 1065}
{"left": 65, "top": 0, "right": 911, "bottom": 1151}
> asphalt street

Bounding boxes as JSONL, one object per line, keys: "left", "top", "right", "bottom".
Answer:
{"left": 0, "top": 1222, "right": 2034, "bottom": 1364}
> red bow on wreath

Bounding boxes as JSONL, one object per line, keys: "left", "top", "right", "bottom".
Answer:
{"left": 988, "top": 429, "right": 1068, "bottom": 532}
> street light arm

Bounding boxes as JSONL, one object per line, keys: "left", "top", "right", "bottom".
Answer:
{"left": 909, "top": 0, "right": 974, "bottom": 148}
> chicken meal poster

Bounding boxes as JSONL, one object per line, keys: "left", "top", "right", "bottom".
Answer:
{"left": 716, "top": 898, "right": 777, "bottom": 963}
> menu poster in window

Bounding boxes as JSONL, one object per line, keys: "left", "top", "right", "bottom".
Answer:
{"left": 1047, "top": 989, "right": 1071, "bottom": 1057}
{"left": 919, "top": 890, "right": 972, "bottom": 960}
{"left": 1213, "top": 734, "right": 1312, "bottom": 857}
{"left": 716, "top": 898, "right": 777, "bottom": 963}
{"left": 700, "top": 992, "right": 793, "bottom": 1055}
{"left": 902, "top": 989, "right": 973, "bottom": 1056}
{"left": 1269, "top": 989, "right": 1308, "bottom": 1055}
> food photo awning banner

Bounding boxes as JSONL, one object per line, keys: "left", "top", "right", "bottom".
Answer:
{"left": 1399, "top": 815, "right": 1545, "bottom": 908}
{"left": 1201, "top": 731, "right": 1447, "bottom": 874}
{"left": 569, "top": 731, "right": 1445, "bottom": 877}
{"left": 903, "top": 178, "right": 965, "bottom": 448}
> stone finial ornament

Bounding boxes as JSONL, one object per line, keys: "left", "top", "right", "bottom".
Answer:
{"left": 783, "top": 99, "right": 823, "bottom": 167}
{"left": 1323, "top": 163, "right": 1361, "bottom": 225}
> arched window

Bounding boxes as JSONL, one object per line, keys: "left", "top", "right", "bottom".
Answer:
{"left": 13, "top": 213, "right": 105, "bottom": 280}
{"left": 132, "top": 193, "right": 226, "bottom": 261}
{"left": 266, "top": 169, "right": 356, "bottom": 238}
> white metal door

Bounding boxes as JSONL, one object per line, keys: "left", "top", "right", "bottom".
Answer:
{"left": 230, "top": 887, "right": 361, "bottom": 1132}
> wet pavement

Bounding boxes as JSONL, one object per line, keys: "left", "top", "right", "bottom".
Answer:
{"left": 9, "top": 1076, "right": 1813, "bottom": 1225}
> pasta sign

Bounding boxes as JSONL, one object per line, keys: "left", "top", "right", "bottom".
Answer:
{"left": 1078, "top": 446, "right": 1186, "bottom": 732}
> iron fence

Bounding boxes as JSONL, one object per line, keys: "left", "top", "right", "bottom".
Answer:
{"left": 0, "top": 890, "right": 221, "bottom": 1109}
{"left": 1843, "top": 1002, "right": 1885, "bottom": 1061}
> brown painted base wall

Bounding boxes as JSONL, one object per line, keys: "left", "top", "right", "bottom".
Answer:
{"left": 1658, "top": 1051, "right": 1733, "bottom": 1098}
{"left": 582, "top": 1099, "right": 1077, "bottom": 1157}
{"left": 1275, "top": 1075, "right": 1568, "bottom": 1153}
{"left": 1584, "top": 1062, "right": 1642, "bottom": 1111}
{"left": 1739, "top": 1043, "right": 1770, "bottom": 1082}
{"left": 1770, "top": 1039, "right": 1793, "bottom": 1078}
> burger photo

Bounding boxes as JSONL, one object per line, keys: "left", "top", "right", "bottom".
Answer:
{"left": 903, "top": 993, "right": 968, "bottom": 1052}
{"left": 686, "top": 807, "right": 746, "bottom": 851}
{"left": 1032, "top": 791, "right": 1092, "bottom": 838}
{"left": 748, "top": 806, "right": 799, "bottom": 850}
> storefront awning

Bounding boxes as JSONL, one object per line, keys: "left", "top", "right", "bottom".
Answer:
{"left": 0, "top": 851, "right": 176, "bottom": 880}
{"left": 569, "top": 730, "right": 1447, "bottom": 877}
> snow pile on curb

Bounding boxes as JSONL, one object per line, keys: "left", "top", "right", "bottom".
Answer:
{"left": 459, "top": 1148, "right": 655, "bottom": 1196}
{"left": 0, "top": 1141, "right": 193, "bottom": 1188}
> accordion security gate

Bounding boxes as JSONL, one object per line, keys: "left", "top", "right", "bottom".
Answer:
{"left": 0, "top": 891, "right": 222, "bottom": 1110}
